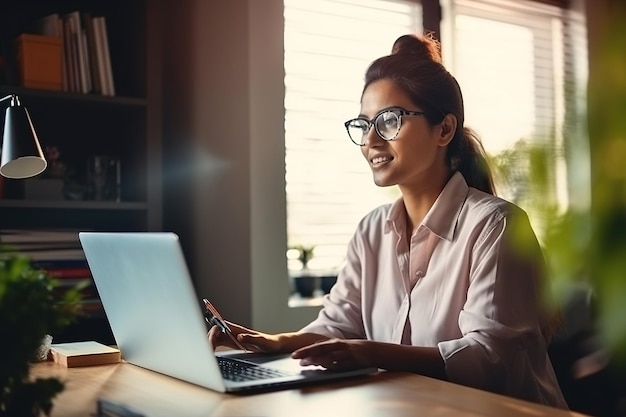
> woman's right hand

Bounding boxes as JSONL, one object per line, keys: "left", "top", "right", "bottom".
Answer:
{"left": 208, "top": 321, "right": 284, "bottom": 353}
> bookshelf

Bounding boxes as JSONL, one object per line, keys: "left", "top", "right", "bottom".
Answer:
{"left": 0, "top": 0, "right": 162, "bottom": 344}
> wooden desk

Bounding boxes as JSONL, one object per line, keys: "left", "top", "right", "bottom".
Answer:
{"left": 31, "top": 361, "right": 586, "bottom": 417}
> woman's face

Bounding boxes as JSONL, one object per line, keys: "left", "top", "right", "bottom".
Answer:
{"left": 359, "top": 79, "right": 452, "bottom": 190}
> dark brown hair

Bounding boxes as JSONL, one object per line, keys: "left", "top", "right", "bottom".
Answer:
{"left": 364, "top": 34, "right": 496, "bottom": 195}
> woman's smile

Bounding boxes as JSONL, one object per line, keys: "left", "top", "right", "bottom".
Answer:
{"left": 370, "top": 154, "right": 393, "bottom": 167}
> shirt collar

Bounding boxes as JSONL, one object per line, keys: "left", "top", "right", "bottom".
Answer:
{"left": 384, "top": 172, "right": 469, "bottom": 241}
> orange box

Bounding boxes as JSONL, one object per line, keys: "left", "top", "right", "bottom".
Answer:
{"left": 16, "top": 33, "right": 62, "bottom": 91}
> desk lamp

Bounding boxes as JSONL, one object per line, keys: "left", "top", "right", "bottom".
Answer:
{"left": 0, "top": 94, "right": 47, "bottom": 179}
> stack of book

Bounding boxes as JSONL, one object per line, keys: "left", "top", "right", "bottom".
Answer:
{"left": 37, "top": 11, "right": 115, "bottom": 96}
{"left": 0, "top": 229, "right": 102, "bottom": 314}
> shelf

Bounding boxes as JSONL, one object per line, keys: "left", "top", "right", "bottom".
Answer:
{"left": 0, "top": 199, "right": 148, "bottom": 210}
{"left": 0, "top": 1, "right": 161, "bottom": 343}
{"left": 0, "top": 1, "right": 161, "bottom": 234}
{"left": 0, "top": 85, "right": 147, "bottom": 106}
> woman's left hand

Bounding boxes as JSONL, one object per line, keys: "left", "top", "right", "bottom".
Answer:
{"left": 291, "top": 339, "right": 373, "bottom": 370}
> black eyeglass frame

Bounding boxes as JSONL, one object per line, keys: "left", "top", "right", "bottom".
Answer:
{"left": 344, "top": 107, "right": 425, "bottom": 146}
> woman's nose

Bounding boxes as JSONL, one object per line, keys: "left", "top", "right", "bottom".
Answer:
{"left": 361, "top": 127, "right": 384, "bottom": 147}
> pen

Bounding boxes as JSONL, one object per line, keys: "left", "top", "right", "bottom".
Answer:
{"left": 203, "top": 298, "right": 248, "bottom": 352}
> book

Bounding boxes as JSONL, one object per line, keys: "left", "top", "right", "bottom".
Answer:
{"left": 0, "top": 229, "right": 80, "bottom": 248}
{"left": 23, "top": 248, "right": 86, "bottom": 262}
{"left": 79, "top": 299, "right": 105, "bottom": 315}
{"left": 50, "top": 341, "right": 121, "bottom": 367}
{"left": 30, "top": 258, "right": 89, "bottom": 269}
{"left": 83, "top": 12, "right": 101, "bottom": 94}
{"left": 65, "top": 11, "right": 89, "bottom": 93}
{"left": 94, "top": 16, "right": 115, "bottom": 96}
{"left": 61, "top": 15, "right": 76, "bottom": 92}
{"left": 44, "top": 266, "right": 92, "bottom": 279}
{"left": 37, "top": 13, "right": 68, "bottom": 91}
{"left": 38, "top": 13, "right": 62, "bottom": 38}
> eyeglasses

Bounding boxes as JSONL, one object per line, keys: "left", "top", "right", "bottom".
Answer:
{"left": 344, "top": 107, "right": 425, "bottom": 146}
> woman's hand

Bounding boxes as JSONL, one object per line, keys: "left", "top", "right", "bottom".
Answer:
{"left": 293, "top": 340, "right": 446, "bottom": 379}
{"left": 291, "top": 339, "right": 373, "bottom": 370}
{"left": 208, "top": 321, "right": 284, "bottom": 353}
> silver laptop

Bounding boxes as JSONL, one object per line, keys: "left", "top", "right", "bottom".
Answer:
{"left": 78, "top": 232, "right": 376, "bottom": 393}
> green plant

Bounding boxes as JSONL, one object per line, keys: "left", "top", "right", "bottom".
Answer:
{"left": 490, "top": 132, "right": 626, "bottom": 370}
{"left": 0, "top": 253, "right": 82, "bottom": 417}
{"left": 495, "top": 1, "right": 626, "bottom": 368}
{"left": 586, "top": 1, "right": 626, "bottom": 367}
{"left": 289, "top": 244, "right": 315, "bottom": 269}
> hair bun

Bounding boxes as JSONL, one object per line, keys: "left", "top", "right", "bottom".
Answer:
{"left": 391, "top": 34, "right": 442, "bottom": 64}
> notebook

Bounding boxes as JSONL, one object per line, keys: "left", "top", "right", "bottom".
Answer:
{"left": 78, "top": 232, "right": 377, "bottom": 393}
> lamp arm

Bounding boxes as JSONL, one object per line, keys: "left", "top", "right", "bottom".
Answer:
{"left": 0, "top": 94, "right": 20, "bottom": 106}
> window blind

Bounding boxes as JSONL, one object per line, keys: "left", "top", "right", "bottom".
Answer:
{"left": 283, "top": 0, "right": 585, "bottom": 269}
{"left": 443, "top": 0, "right": 587, "bottom": 238}
{"left": 284, "top": 0, "right": 422, "bottom": 271}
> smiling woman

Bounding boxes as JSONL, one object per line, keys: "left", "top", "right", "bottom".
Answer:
{"left": 213, "top": 30, "right": 569, "bottom": 409}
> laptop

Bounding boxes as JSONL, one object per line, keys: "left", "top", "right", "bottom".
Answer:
{"left": 78, "top": 232, "right": 376, "bottom": 393}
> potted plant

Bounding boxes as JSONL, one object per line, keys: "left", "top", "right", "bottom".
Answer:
{"left": 288, "top": 245, "right": 318, "bottom": 298}
{"left": 0, "top": 252, "right": 82, "bottom": 417}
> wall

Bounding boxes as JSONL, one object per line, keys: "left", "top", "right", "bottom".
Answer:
{"left": 162, "top": 0, "right": 321, "bottom": 331}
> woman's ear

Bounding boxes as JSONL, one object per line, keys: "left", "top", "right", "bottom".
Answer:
{"left": 437, "top": 114, "right": 457, "bottom": 147}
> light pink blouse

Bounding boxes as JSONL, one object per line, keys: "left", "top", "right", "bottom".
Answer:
{"left": 301, "top": 172, "right": 567, "bottom": 408}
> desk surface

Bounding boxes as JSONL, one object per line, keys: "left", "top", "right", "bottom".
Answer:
{"left": 31, "top": 361, "right": 585, "bottom": 417}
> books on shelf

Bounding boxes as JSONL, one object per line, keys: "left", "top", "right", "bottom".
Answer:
{"left": 49, "top": 341, "right": 121, "bottom": 367}
{"left": 36, "top": 11, "right": 115, "bottom": 95}
{"left": 0, "top": 229, "right": 83, "bottom": 257}
{"left": 0, "top": 228, "right": 81, "bottom": 243}
{"left": 0, "top": 228, "right": 89, "bottom": 276}
{"left": 0, "top": 229, "right": 101, "bottom": 312}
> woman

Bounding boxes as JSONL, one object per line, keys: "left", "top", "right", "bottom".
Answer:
{"left": 211, "top": 34, "right": 567, "bottom": 408}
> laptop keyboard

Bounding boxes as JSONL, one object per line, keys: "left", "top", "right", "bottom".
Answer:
{"left": 218, "top": 357, "right": 296, "bottom": 382}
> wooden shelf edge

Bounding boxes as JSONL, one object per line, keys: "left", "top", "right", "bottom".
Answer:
{"left": 0, "top": 85, "right": 147, "bottom": 107}
{"left": 0, "top": 200, "right": 149, "bottom": 210}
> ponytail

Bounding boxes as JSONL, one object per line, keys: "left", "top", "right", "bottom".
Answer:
{"left": 449, "top": 127, "right": 496, "bottom": 195}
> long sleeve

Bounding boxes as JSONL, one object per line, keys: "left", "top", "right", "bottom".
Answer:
{"left": 437, "top": 206, "right": 566, "bottom": 408}
{"left": 299, "top": 172, "right": 567, "bottom": 408}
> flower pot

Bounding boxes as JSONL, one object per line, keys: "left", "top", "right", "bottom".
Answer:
{"left": 320, "top": 275, "right": 337, "bottom": 294}
{"left": 293, "top": 274, "right": 318, "bottom": 298}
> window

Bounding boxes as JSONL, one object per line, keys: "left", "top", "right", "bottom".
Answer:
{"left": 284, "top": 0, "right": 586, "bottom": 275}
{"left": 442, "top": 0, "right": 588, "bottom": 238}
{"left": 284, "top": 0, "right": 422, "bottom": 272}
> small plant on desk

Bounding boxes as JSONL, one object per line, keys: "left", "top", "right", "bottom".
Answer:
{"left": 0, "top": 252, "right": 82, "bottom": 417}
{"left": 289, "top": 244, "right": 315, "bottom": 270}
